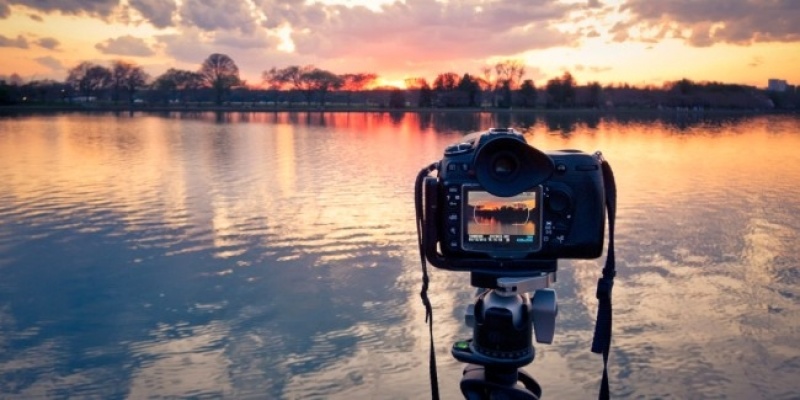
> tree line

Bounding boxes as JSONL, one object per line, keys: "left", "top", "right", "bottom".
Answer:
{"left": 0, "top": 53, "right": 797, "bottom": 110}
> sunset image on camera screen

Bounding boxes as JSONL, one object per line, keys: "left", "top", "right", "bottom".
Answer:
{"left": 465, "top": 190, "right": 538, "bottom": 237}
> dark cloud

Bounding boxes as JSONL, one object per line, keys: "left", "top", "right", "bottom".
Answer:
{"left": 36, "top": 37, "right": 60, "bottom": 49}
{"left": 0, "top": 1, "right": 9, "bottom": 18}
{"left": 95, "top": 35, "right": 155, "bottom": 56}
{"left": 256, "top": 0, "right": 320, "bottom": 30}
{"left": 129, "top": 0, "right": 175, "bottom": 28}
{"left": 4, "top": 0, "right": 119, "bottom": 18}
{"left": 621, "top": 0, "right": 800, "bottom": 46}
{"left": 0, "top": 34, "right": 28, "bottom": 48}
{"left": 180, "top": 0, "right": 258, "bottom": 33}
{"left": 28, "top": 13, "right": 43, "bottom": 21}
{"left": 35, "top": 55, "right": 64, "bottom": 71}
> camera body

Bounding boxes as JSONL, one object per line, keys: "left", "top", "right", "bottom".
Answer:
{"left": 422, "top": 128, "right": 605, "bottom": 275}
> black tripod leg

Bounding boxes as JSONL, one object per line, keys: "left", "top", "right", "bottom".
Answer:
{"left": 517, "top": 369, "right": 542, "bottom": 399}
{"left": 460, "top": 365, "right": 541, "bottom": 400}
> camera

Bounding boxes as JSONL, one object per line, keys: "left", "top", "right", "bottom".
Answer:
{"left": 421, "top": 128, "right": 606, "bottom": 276}
{"left": 415, "top": 127, "right": 617, "bottom": 398}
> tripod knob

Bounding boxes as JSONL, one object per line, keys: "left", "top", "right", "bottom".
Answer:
{"left": 532, "top": 289, "right": 558, "bottom": 344}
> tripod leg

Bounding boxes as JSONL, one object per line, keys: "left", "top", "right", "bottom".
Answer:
{"left": 517, "top": 369, "right": 542, "bottom": 399}
{"left": 460, "top": 364, "right": 541, "bottom": 400}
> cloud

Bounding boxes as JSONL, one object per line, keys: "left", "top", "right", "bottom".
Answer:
{"left": 589, "top": 65, "right": 612, "bottom": 73}
{"left": 620, "top": 0, "right": 800, "bottom": 46}
{"left": 36, "top": 37, "right": 60, "bottom": 49}
{"left": 129, "top": 0, "right": 176, "bottom": 28}
{"left": 95, "top": 35, "right": 155, "bottom": 56}
{"left": 180, "top": 0, "right": 259, "bottom": 33}
{"left": 4, "top": 0, "right": 119, "bottom": 18}
{"left": 0, "top": 34, "right": 28, "bottom": 48}
{"left": 1, "top": 0, "right": 587, "bottom": 82}
{"left": 0, "top": 2, "right": 9, "bottom": 18}
{"left": 35, "top": 55, "right": 64, "bottom": 71}
{"left": 155, "top": 27, "right": 308, "bottom": 85}
{"left": 285, "top": 0, "right": 578, "bottom": 65}
{"left": 145, "top": 0, "right": 580, "bottom": 80}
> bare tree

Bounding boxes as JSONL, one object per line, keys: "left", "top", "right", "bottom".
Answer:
{"left": 66, "top": 62, "right": 111, "bottom": 101}
{"left": 545, "top": 71, "right": 576, "bottom": 108}
{"left": 404, "top": 77, "right": 428, "bottom": 90}
{"left": 477, "top": 59, "right": 527, "bottom": 108}
{"left": 340, "top": 73, "right": 377, "bottom": 106}
{"left": 153, "top": 68, "right": 204, "bottom": 104}
{"left": 263, "top": 65, "right": 307, "bottom": 106}
{"left": 433, "top": 72, "right": 459, "bottom": 91}
{"left": 518, "top": 79, "right": 537, "bottom": 108}
{"left": 304, "top": 68, "right": 343, "bottom": 107}
{"left": 263, "top": 65, "right": 306, "bottom": 90}
{"left": 494, "top": 59, "right": 526, "bottom": 89}
{"left": 404, "top": 77, "right": 433, "bottom": 108}
{"left": 199, "top": 53, "right": 241, "bottom": 105}
{"left": 111, "top": 60, "right": 149, "bottom": 105}
{"left": 263, "top": 65, "right": 343, "bottom": 106}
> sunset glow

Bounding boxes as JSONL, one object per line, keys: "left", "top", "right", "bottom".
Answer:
{"left": 0, "top": 0, "right": 798, "bottom": 88}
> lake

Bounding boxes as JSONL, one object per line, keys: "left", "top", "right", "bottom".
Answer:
{"left": 0, "top": 111, "right": 798, "bottom": 399}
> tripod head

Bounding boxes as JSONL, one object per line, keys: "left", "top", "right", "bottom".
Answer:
{"left": 453, "top": 271, "right": 559, "bottom": 366}
{"left": 450, "top": 270, "right": 559, "bottom": 399}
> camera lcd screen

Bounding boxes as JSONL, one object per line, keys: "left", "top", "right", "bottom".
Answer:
{"left": 462, "top": 187, "right": 542, "bottom": 253}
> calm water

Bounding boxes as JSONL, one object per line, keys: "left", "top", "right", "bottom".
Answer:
{"left": 0, "top": 111, "right": 798, "bottom": 399}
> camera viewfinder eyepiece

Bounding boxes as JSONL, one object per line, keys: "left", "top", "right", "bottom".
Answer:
{"left": 474, "top": 133, "right": 555, "bottom": 197}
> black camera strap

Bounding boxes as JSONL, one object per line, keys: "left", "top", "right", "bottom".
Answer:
{"left": 416, "top": 163, "right": 441, "bottom": 400}
{"left": 591, "top": 155, "right": 617, "bottom": 400}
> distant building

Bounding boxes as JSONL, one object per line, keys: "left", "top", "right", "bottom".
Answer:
{"left": 768, "top": 79, "right": 788, "bottom": 92}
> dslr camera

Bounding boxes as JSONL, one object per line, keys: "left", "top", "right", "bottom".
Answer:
{"left": 421, "top": 128, "right": 606, "bottom": 278}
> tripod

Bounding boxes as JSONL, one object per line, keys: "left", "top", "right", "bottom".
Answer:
{"left": 450, "top": 271, "right": 558, "bottom": 400}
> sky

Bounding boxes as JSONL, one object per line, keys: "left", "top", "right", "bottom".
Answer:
{"left": 0, "top": 0, "right": 798, "bottom": 88}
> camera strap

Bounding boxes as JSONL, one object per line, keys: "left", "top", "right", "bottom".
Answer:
{"left": 591, "top": 155, "right": 617, "bottom": 400}
{"left": 416, "top": 163, "right": 441, "bottom": 400}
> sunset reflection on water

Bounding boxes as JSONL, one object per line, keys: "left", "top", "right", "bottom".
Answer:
{"left": 0, "top": 111, "right": 798, "bottom": 399}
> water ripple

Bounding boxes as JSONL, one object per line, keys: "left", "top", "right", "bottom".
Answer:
{"left": 0, "top": 113, "right": 799, "bottom": 399}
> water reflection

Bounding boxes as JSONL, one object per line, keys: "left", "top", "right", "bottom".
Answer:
{"left": 0, "top": 112, "right": 798, "bottom": 399}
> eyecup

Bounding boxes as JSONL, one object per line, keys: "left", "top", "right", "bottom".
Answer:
{"left": 474, "top": 136, "right": 555, "bottom": 197}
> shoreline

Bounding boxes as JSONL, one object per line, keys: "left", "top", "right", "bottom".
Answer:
{"left": 0, "top": 104, "right": 796, "bottom": 115}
